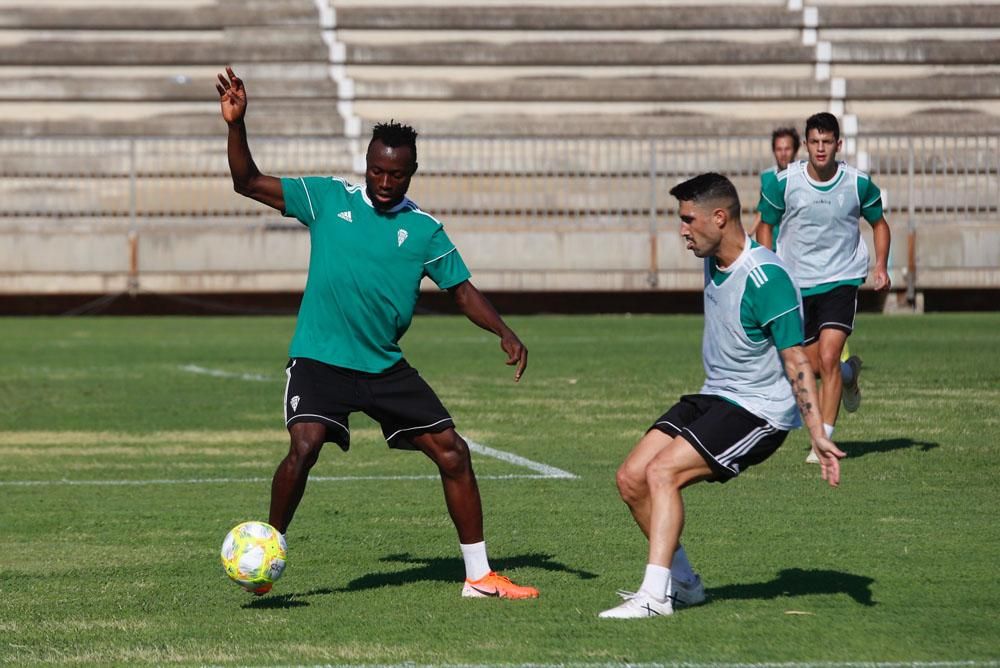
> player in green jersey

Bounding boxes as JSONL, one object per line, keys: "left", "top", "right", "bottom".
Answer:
{"left": 217, "top": 67, "right": 538, "bottom": 599}
{"left": 749, "top": 126, "right": 800, "bottom": 240}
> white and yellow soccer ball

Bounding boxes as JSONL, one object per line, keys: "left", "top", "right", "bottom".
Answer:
{"left": 220, "top": 521, "right": 287, "bottom": 595}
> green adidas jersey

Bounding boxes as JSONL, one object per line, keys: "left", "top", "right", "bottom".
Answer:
{"left": 755, "top": 166, "right": 778, "bottom": 213}
{"left": 281, "top": 176, "right": 471, "bottom": 372}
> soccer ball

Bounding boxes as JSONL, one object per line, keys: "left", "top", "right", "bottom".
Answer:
{"left": 220, "top": 521, "right": 287, "bottom": 595}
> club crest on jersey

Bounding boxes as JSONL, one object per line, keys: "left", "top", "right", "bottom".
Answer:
{"left": 290, "top": 395, "right": 300, "bottom": 411}
{"left": 397, "top": 229, "right": 408, "bottom": 247}
{"left": 836, "top": 194, "right": 845, "bottom": 207}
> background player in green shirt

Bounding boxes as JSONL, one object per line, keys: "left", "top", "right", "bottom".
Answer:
{"left": 217, "top": 67, "right": 537, "bottom": 599}
{"left": 748, "top": 126, "right": 800, "bottom": 240}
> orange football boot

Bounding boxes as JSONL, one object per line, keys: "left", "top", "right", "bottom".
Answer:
{"left": 462, "top": 571, "right": 539, "bottom": 599}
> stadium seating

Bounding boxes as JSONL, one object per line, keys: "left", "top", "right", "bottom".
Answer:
{"left": 1, "top": 0, "right": 998, "bottom": 302}
{"left": 2, "top": 1, "right": 998, "bottom": 137}
{"left": 0, "top": 0, "right": 339, "bottom": 136}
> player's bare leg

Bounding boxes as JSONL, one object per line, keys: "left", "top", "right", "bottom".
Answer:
{"left": 601, "top": 437, "right": 712, "bottom": 618}
{"left": 412, "top": 428, "right": 484, "bottom": 543}
{"left": 809, "top": 328, "right": 849, "bottom": 428}
{"left": 615, "top": 429, "right": 674, "bottom": 538}
{"left": 413, "top": 428, "right": 538, "bottom": 599}
{"left": 644, "top": 439, "right": 714, "bottom": 569}
{"left": 269, "top": 422, "right": 326, "bottom": 533}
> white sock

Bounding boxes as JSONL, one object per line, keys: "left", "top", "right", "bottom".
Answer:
{"left": 639, "top": 564, "right": 670, "bottom": 602}
{"left": 460, "top": 541, "right": 492, "bottom": 581}
{"left": 670, "top": 545, "right": 696, "bottom": 584}
{"left": 824, "top": 423, "right": 835, "bottom": 439}
{"left": 841, "top": 361, "right": 855, "bottom": 385}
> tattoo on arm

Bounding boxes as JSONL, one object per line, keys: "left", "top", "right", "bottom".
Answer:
{"left": 793, "top": 369, "right": 812, "bottom": 415}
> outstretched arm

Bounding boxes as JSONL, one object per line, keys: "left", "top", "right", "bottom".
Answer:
{"left": 216, "top": 66, "right": 284, "bottom": 212}
{"left": 449, "top": 280, "right": 527, "bottom": 382}
{"left": 870, "top": 217, "right": 892, "bottom": 291}
{"left": 780, "top": 345, "right": 846, "bottom": 487}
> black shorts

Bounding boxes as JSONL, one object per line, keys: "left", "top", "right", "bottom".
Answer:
{"left": 802, "top": 284, "right": 858, "bottom": 345}
{"left": 283, "top": 357, "right": 454, "bottom": 451}
{"left": 650, "top": 394, "right": 789, "bottom": 482}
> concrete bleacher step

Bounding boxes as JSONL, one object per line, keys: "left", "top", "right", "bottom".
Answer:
{"left": 352, "top": 99, "right": 827, "bottom": 120}
{"left": 350, "top": 76, "right": 830, "bottom": 102}
{"left": 333, "top": 4, "right": 800, "bottom": 30}
{"left": 349, "top": 73, "right": 1000, "bottom": 103}
{"left": 0, "top": 74, "right": 337, "bottom": 102}
{"left": 0, "top": 0, "right": 318, "bottom": 29}
{"left": 0, "top": 100, "right": 343, "bottom": 136}
{"left": 0, "top": 29, "right": 328, "bottom": 66}
{"left": 343, "top": 40, "right": 814, "bottom": 66}
{"left": 831, "top": 40, "right": 1000, "bottom": 65}
{"left": 345, "top": 64, "right": 818, "bottom": 82}
{"left": 816, "top": 4, "right": 1000, "bottom": 29}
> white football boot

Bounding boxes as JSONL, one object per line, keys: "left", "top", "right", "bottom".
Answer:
{"left": 599, "top": 590, "right": 673, "bottom": 619}
{"left": 616, "top": 573, "right": 706, "bottom": 607}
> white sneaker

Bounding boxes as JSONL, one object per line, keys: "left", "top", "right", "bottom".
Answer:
{"left": 805, "top": 449, "right": 820, "bottom": 464}
{"left": 616, "top": 574, "right": 705, "bottom": 607}
{"left": 841, "top": 355, "right": 863, "bottom": 413}
{"left": 599, "top": 590, "right": 673, "bottom": 618}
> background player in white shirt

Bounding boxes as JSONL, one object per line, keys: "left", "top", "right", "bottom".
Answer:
{"left": 756, "top": 113, "right": 891, "bottom": 461}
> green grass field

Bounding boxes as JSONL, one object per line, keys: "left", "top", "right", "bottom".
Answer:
{"left": 1, "top": 313, "right": 998, "bottom": 666}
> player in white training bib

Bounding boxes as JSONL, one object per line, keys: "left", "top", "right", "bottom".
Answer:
{"left": 599, "top": 173, "right": 845, "bottom": 620}
{"left": 756, "top": 113, "right": 892, "bottom": 462}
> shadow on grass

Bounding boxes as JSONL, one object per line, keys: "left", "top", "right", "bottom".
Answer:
{"left": 839, "top": 438, "right": 939, "bottom": 459}
{"left": 337, "top": 551, "right": 598, "bottom": 593}
{"left": 707, "top": 567, "right": 876, "bottom": 607}
{"left": 243, "top": 552, "right": 596, "bottom": 608}
{"left": 242, "top": 586, "right": 338, "bottom": 610}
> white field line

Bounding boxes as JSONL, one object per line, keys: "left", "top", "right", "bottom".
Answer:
{"left": 0, "top": 437, "right": 576, "bottom": 487}
{"left": 179, "top": 364, "right": 274, "bottom": 382}
{"left": 467, "top": 439, "right": 576, "bottom": 479}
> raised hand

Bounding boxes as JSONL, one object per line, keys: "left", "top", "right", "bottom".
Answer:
{"left": 216, "top": 66, "right": 247, "bottom": 124}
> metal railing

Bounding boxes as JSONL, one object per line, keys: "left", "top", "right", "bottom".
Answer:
{"left": 1, "top": 135, "right": 998, "bottom": 224}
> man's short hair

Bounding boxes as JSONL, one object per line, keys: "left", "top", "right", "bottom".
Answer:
{"left": 669, "top": 173, "right": 741, "bottom": 221}
{"left": 805, "top": 112, "right": 840, "bottom": 141}
{"left": 371, "top": 120, "right": 418, "bottom": 163}
{"left": 771, "top": 126, "right": 801, "bottom": 153}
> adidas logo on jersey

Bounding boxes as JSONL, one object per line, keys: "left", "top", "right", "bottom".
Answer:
{"left": 290, "top": 396, "right": 300, "bottom": 411}
{"left": 337, "top": 211, "right": 352, "bottom": 223}
{"left": 397, "top": 229, "right": 408, "bottom": 247}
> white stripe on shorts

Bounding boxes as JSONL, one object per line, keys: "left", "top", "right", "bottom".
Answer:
{"left": 716, "top": 425, "right": 778, "bottom": 468}
{"left": 682, "top": 424, "right": 777, "bottom": 475}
